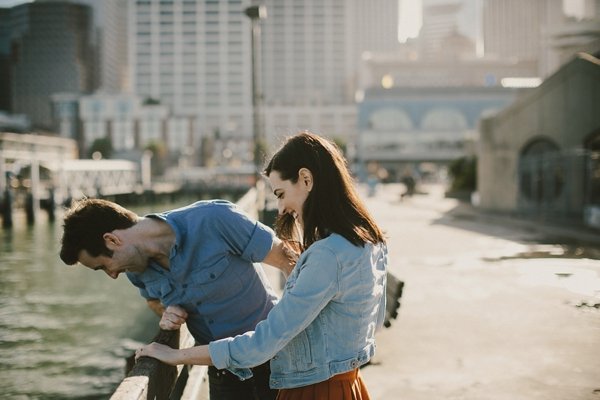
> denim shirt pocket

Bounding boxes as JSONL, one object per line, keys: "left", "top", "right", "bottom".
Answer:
{"left": 188, "top": 256, "right": 237, "bottom": 301}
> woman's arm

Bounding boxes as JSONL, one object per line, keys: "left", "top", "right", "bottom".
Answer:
{"left": 138, "top": 245, "right": 338, "bottom": 370}
{"left": 209, "top": 245, "right": 339, "bottom": 370}
{"left": 136, "top": 342, "right": 213, "bottom": 367}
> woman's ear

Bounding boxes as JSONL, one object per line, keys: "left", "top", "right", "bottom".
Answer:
{"left": 298, "top": 168, "right": 313, "bottom": 192}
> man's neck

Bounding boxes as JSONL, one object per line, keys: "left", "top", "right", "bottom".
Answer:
{"left": 137, "top": 217, "right": 175, "bottom": 270}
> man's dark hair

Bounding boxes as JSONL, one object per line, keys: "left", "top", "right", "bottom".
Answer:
{"left": 60, "top": 198, "right": 138, "bottom": 265}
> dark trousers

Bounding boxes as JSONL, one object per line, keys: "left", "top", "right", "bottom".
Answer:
{"left": 208, "top": 361, "right": 278, "bottom": 400}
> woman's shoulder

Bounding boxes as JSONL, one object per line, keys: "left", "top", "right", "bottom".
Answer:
{"left": 314, "top": 234, "right": 385, "bottom": 259}
{"left": 308, "top": 234, "right": 360, "bottom": 259}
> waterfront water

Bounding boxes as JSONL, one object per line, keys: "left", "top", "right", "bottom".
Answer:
{"left": 0, "top": 202, "right": 188, "bottom": 399}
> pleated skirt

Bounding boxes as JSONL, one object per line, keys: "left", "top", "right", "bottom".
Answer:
{"left": 276, "top": 369, "right": 371, "bottom": 400}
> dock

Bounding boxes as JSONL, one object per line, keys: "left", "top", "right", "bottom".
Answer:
{"left": 111, "top": 182, "right": 600, "bottom": 399}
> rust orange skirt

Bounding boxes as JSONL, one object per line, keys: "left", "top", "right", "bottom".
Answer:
{"left": 276, "top": 369, "right": 371, "bottom": 400}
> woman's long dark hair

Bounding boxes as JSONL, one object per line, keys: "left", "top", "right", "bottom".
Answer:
{"left": 264, "top": 131, "right": 385, "bottom": 250}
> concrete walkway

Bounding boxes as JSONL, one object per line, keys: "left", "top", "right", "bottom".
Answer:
{"left": 357, "top": 183, "right": 600, "bottom": 400}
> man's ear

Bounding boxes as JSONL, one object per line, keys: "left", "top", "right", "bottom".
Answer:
{"left": 298, "top": 168, "right": 313, "bottom": 192}
{"left": 103, "top": 232, "right": 121, "bottom": 249}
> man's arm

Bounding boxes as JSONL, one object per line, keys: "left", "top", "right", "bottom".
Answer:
{"left": 146, "top": 299, "right": 165, "bottom": 316}
{"left": 261, "top": 237, "right": 298, "bottom": 277}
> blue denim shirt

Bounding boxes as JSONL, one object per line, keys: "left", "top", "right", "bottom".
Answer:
{"left": 126, "top": 200, "right": 279, "bottom": 345}
{"left": 209, "top": 233, "right": 388, "bottom": 389}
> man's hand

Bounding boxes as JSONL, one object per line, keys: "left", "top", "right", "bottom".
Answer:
{"left": 263, "top": 238, "right": 299, "bottom": 277}
{"left": 159, "top": 305, "right": 188, "bottom": 330}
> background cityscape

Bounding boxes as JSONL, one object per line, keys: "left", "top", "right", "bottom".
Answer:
{"left": 1, "top": 0, "right": 599, "bottom": 226}
{"left": 1, "top": 2, "right": 600, "bottom": 398}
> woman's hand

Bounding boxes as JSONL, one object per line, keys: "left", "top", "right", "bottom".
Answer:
{"left": 160, "top": 305, "right": 188, "bottom": 330}
{"left": 135, "top": 343, "right": 214, "bottom": 366}
{"left": 135, "top": 342, "right": 181, "bottom": 366}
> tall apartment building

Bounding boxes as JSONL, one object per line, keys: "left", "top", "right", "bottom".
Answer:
{"left": 261, "top": 0, "right": 351, "bottom": 107}
{"left": 582, "top": 0, "right": 600, "bottom": 18}
{"left": 260, "top": 0, "right": 399, "bottom": 145}
{"left": 76, "top": 0, "right": 130, "bottom": 92}
{"left": 261, "top": 0, "right": 399, "bottom": 106}
{"left": 482, "top": 0, "right": 564, "bottom": 76}
{"left": 419, "top": 0, "right": 465, "bottom": 59}
{"left": 129, "top": 0, "right": 253, "bottom": 142}
{"left": 128, "top": 0, "right": 399, "bottom": 149}
{"left": 6, "top": 2, "right": 95, "bottom": 129}
{"left": 0, "top": 8, "right": 11, "bottom": 112}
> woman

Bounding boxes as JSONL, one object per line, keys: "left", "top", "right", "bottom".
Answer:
{"left": 136, "top": 131, "right": 388, "bottom": 399}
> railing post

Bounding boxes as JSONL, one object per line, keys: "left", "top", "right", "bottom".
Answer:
{"left": 112, "top": 329, "right": 180, "bottom": 400}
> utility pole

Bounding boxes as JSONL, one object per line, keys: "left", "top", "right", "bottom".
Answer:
{"left": 244, "top": 5, "right": 267, "bottom": 181}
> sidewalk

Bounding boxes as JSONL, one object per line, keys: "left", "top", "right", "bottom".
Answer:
{"left": 358, "top": 183, "right": 600, "bottom": 400}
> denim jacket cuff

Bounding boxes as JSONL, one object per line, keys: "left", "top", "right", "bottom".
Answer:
{"left": 208, "top": 338, "right": 254, "bottom": 380}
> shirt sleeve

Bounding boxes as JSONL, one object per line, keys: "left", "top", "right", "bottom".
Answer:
{"left": 126, "top": 272, "right": 151, "bottom": 299}
{"left": 210, "top": 202, "right": 276, "bottom": 263}
{"left": 209, "top": 245, "right": 339, "bottom": 370}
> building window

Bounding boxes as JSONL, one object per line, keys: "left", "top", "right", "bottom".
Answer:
{"left": 421, "top": 108, "right": 468, "bottom": 131}
{"left": 368, "top": 108, "right": 413, "bottom": 131}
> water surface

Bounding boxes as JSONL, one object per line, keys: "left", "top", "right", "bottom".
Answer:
{"left": 0, "top": 204, "right": 176, "bottom": 399}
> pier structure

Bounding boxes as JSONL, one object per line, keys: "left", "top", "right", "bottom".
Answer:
{"left": 0, "top": 132, "right": 141, "bottom": 226}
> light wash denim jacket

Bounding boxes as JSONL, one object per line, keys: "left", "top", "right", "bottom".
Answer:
{"left": 209, "top": 233, "right": 388, "bottom": 389}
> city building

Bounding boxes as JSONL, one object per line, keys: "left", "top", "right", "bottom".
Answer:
{"left": 126, "top": 0, "right": 401, "bottom": 153}
{"left": 129, "top": 0, "right": 253, "bottom": 143}
{"left": 550, "top": 17, "right": 600, "bottom": 67}
{"left": 74, "top": 0, "right": 130, "bottom": 92}
{"left": 482, "top": 0, "right": 565, "bottom": 77}
{"left": 357, "top": 85, "right": 519, "bottom": 182}
{"left": 260, "top": 0, "right": 400, "bottom": 146}
{"left": 52, "top": 92, "right": 246, "bottom": 167}
{"left": 0, "top": 8, "right": 11, "bottom": 112}
{"left": 5, "top": 2, "right": 96, "bottom": 130}
{"left": 358, "top": 52, "right": 538, "bottom": 89}
{"left": 419, "top": 1, "right": 466, "bottom": 59}
{"left": 0, "top": 111, "right": 30, "bottom": 133}
{"left": 478, "top": 52, "right": 600, "bottom": 227}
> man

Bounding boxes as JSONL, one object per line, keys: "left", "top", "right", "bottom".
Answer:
{"left": 60, "top": 198, "right": 296, "bottom": 400}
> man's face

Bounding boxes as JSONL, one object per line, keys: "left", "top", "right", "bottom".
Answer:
{"left": 77, "top": 233, "right": 147, "bottom": 279}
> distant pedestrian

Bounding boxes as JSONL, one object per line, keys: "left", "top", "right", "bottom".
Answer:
{"left": 137, "top": 131, "right": 388, "bottom": 400}
{"left": 60, "top": 198, "right": 296, "bottom": 400}
{"left": 400, "top": 172, "right": 416, "bottom": 200}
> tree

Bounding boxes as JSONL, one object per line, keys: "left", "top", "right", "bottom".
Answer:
{"left": 144, "top": 141, "right": 168, "bottom": 176}
{"left": 88, "top": 137, "right": 113, "bottom": 159}
{"left": 448, "top": 156, "right": 477, "bottom": 192}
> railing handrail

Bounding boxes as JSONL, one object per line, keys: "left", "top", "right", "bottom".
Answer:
{"left": 111, "top": 325, "right": 197, "bottom": 400}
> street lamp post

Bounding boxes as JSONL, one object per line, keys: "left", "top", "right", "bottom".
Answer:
{"left": 244, "top": 5, "right": 267, "bottom": 181}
